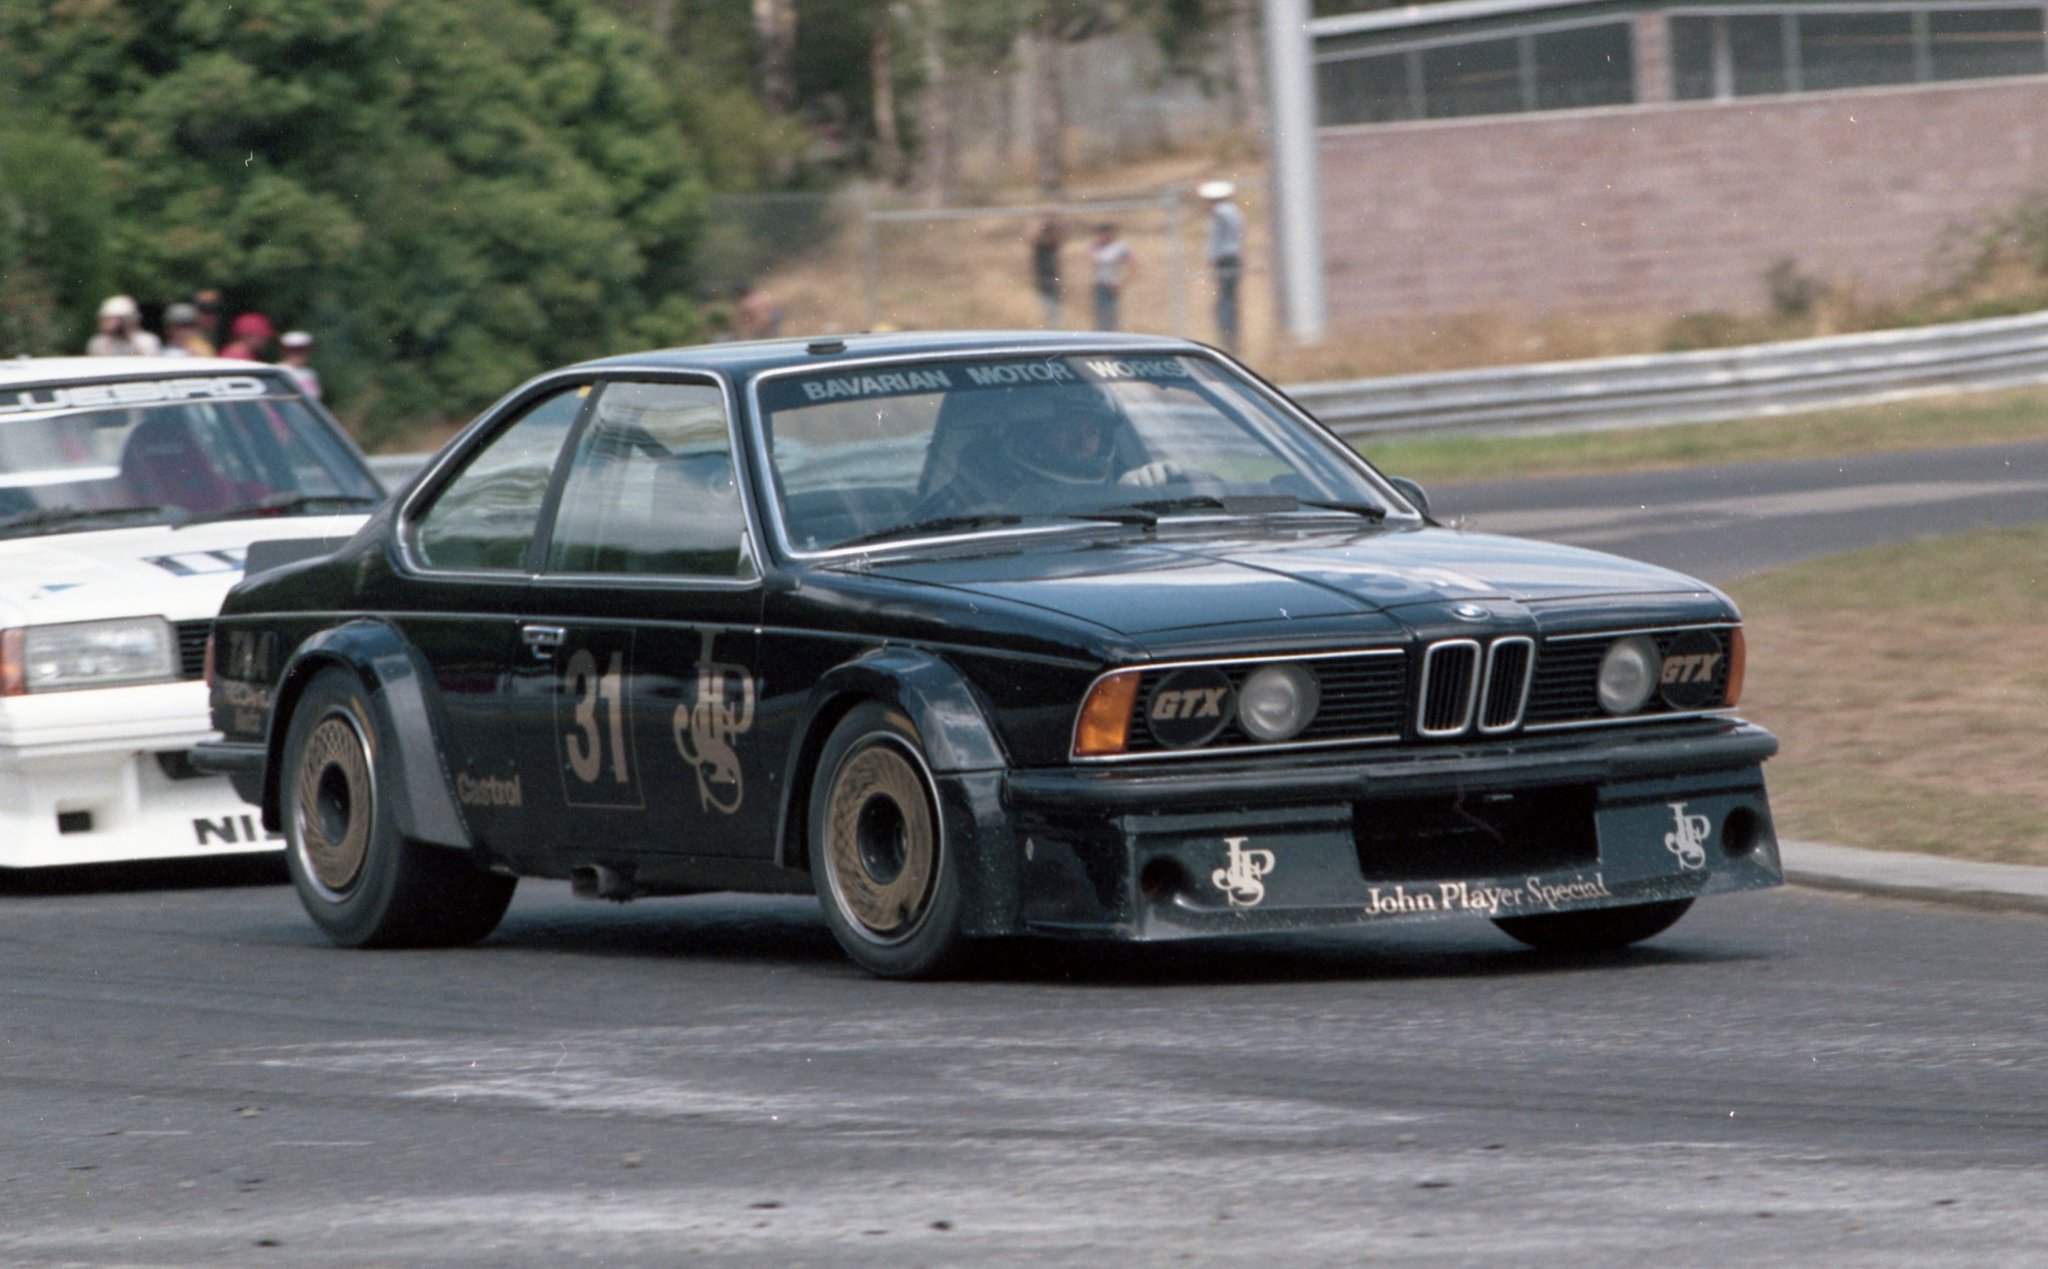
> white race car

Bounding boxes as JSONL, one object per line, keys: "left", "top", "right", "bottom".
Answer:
{"left": 0, "top": 356, "right": 383, "bottom": 867}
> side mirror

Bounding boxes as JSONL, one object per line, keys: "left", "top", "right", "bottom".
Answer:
{"left": 1387, "top": 476, "right": 1430, "bottom": 518}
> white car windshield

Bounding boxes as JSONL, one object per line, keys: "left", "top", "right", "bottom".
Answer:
{"left": 758, "top": 352, "right": 1403, "bottom": 553}
{"left": 0, "top": 372, "right": 381, "bottom": 539}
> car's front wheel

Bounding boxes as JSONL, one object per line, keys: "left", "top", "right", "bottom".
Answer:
{"left": 281, "top": 666, "right": 515, "bottom": 948}
{"left": 807, "top": 702, "right": 963, "bottom": 978}
{"left": 1491, "top": 898, "right": 1694, "bottom": 952}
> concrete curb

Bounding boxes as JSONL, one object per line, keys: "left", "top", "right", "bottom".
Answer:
{"left": 1782, "top": 839, "right": 2048, "bottom": 916}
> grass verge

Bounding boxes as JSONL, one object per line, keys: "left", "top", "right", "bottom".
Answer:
{"left": 1729, "top": 524, "right": 2048, "bottom": 864}
{"left": 1352, "top": 384, "right": 2048, "bottom": 486}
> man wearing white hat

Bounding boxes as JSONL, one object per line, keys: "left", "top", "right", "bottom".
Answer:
{"left": 86, "top": 295, "right": 162, "bottom": 357}
{"left": 279, "top": 330, "right": 323, "bottom": 401}
{"left": 1198, "top": 180, "right": 1245, "bottom": 354}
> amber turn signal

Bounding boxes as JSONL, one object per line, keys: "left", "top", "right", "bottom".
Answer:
{"left": 1723, "top": 627, "right": 1746, "bottom": 707}
{"left": 1073, "top": 671, "right": 1140, "bottom": 757}
{"left": 0, "top": 629, "right": 21, "bottom": 697}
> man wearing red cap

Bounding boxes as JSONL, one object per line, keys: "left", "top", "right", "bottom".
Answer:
{"left": 221, "top": 312, "right": 275, "bottom": 361}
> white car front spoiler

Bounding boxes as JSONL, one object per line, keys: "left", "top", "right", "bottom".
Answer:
{"left": 0, "top": 681, "right": 277, "bottom": 868}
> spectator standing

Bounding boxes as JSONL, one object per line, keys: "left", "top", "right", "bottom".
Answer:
{"left": 220, "top": 312, "right": 275, "bottom": 361}
{"left": 279, "top": 330, "right": 323, "bottom": 400}
{"left": 1198, "top": 180, "right": 1245, "bottom": 354}
{"left": 85, "top": 295, "right": 162, "bottom": 357}
{"left": 1088, "top": 223, "right": 1135, "bottom": 332}
{"left": 189, "top": 289, "right": 222, "bottom": 356}
{"left": 1027, "top": 214, "right": 1066, "bottom": 328}
{"left": 161, "top": 303, "right": 209, "bottom": 357}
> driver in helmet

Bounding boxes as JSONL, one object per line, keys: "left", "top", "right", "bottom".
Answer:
{"left": 978, "top": 385, "right": 1185, "bottom": 507}
{"left": 1002, "top": 389, "right": 1119, "bottom": 486}
{"left": 920, "top": 384, "right": 1192, "bottom": 518}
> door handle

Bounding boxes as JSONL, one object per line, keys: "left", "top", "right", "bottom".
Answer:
{"left": 521, "top": 625, "right": 566, "bottom": 659}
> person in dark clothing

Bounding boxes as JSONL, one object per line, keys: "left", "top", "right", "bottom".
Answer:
{"left": 1028, "top": 215, "right": 1066, "bottom": 328}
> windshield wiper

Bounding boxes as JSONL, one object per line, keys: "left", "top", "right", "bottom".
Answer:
{"left": 1083, "top": 494, "right": 1388, "bottom": 527}
{"left": 1086, "top": 495, "right": 1234, "bottom": 525}
{"left": 176, "top": 492, "right": 382, "bottom": 528}
{"left": 0, "top": 504, "right": 183, "bottom": 539}
{"left": 837, "top": 512, "right": 1025, "bottom": 548}
{"left": 1293, "top": 498, "right": 1388, "bottom": 521}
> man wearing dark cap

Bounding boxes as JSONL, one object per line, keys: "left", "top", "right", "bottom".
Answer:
{"left": 189, "top": 290, "right": 222, "bottom": 356}
{"left": 162, "top": 303, "right": 209, "bottom": 357}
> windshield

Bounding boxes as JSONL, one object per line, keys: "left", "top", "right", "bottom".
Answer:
{"left": 757, "top": 352, "right": 1405, "bottom": 553}
{"left": 0, "top": 373, "right": 381, "bottom": 538}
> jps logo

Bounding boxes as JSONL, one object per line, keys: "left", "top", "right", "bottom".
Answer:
{"left": 1210, "top": 836, "right": 1276, "bottom": 907}
{"left": 1661, "top": 653, "right": 1722, "bottom": 684}
{"left": 1664, "top": 802, "right": 1710, "bottom": 871}
{"left": 1150, "top": 687, "right": 1227, "bottom": 721}
{"left": 673, "top": 632, "right": 756, "bottom": 815}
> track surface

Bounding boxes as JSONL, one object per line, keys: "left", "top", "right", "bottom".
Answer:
{"left": 1423, "top": 437, "right": 2048, "bottom": 579}
{"left": 8, "top": 441, "right": 2048, "bottom": 1265}
{"left": 4, "top": 875, "right": 2048, "bottom": 1267}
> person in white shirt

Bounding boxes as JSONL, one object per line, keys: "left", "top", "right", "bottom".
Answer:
{"left": 1198, "top": 180, "right": 1245, "bottom": 354}
{"left": 1088, "top": 223, "right": 1135, "bottom": 332}
{"left": 85, "top": 295, "right": 162, "bottom": 357}
{"left": 279, "top": 330, "right": 323, "bottom": 400}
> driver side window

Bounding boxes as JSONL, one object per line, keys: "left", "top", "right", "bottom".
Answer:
{"left": 545, "top": 380, "right": 755, "bottom": 580}
{"left": 414, "top": 387, "right": 587, "bottom": 571}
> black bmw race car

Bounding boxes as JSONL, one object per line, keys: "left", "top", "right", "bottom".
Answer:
{"left": 195, "top": 331, "right": 1779, "bottom": 977}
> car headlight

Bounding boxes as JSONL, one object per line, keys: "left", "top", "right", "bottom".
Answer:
{"left": 1596, "top": 635, "right": 1661, "bottom": 715}
{"left": 1238, "top": 663, "right": 1321, "bottom": 742}
{"left": 1, "top": 618, "right": 178, "bottom": 695}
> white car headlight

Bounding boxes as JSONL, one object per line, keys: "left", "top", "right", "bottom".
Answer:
{"left": 6, "top": 618, "right": 179, "bottom": 694}
{"left": 1596, "top": 635, "right": 1661, "bottom": 716}
{"left": 1238, "top": 663, "right": 1321, "bottom": 742}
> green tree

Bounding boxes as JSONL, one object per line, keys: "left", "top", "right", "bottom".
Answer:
{"left": 0, "top": 124, "right": 111, "bottom": 354}
{"left": 0, "top": 0, "right": 769, "bottom": 446}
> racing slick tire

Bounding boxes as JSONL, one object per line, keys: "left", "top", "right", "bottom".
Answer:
{"left": 1491, "top": 898, "right": 1694, "bottom": 952}
{"left": 281, "top": 667, "right": 516, "bottom": 949}
{"left": 807, "top": 702, "right": 964, "bottom": 978}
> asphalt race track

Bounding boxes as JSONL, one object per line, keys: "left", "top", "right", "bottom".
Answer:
{"left": 6, "top": 439, "right": 2048, "bottom": 1265}
{"left": 5, "top": 879, "right": 2048, "bottom": 1265}
{"left": 1423, "top": 437, "right": 2048, "bottom": 581}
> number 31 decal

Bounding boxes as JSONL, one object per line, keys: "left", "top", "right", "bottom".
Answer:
{"left": 557, "top": 645, "right": 643, "bottom": 809}
{"left": 565, "top": 648, "right": 628, "bottom": 784}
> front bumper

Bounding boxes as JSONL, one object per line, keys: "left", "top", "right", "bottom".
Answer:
{"left": 0, "top": 682, "right": 280, "bottom": 868}
{"left": 999, "top": 721, "right": 1779, "bottom": 939}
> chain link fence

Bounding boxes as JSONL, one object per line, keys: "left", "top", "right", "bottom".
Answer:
{"left": 699, "top": 186, "right": 1265, "bottom": 354}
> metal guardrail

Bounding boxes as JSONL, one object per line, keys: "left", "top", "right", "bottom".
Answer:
{"left": 1289, "top": 310, "right": 2048, "bottom": 439}
{"left": 363, "top": 311, "right": 2048, "bottom": 487}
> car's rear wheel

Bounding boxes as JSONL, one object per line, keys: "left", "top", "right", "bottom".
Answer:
{"left": 282, "top": 667, "right": 515, "bottom": 948}
{"left": 1491, "top": 898, "right": 1694, "bottom": 952}
{"left": 808, "top": 702, "right": 962, "bottom": 978}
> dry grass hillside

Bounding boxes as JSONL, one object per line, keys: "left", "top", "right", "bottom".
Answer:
{"left": 739, "top": 150, "right": 1696, "bottom": 385}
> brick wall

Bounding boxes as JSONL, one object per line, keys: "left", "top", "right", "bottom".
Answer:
{"left": 1317, "top": 77, "right": 2048, "bottom": 325}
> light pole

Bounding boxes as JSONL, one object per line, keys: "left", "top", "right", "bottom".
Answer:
{"left": 1263, "top": 0, "right": 1327, "bottom": 345}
